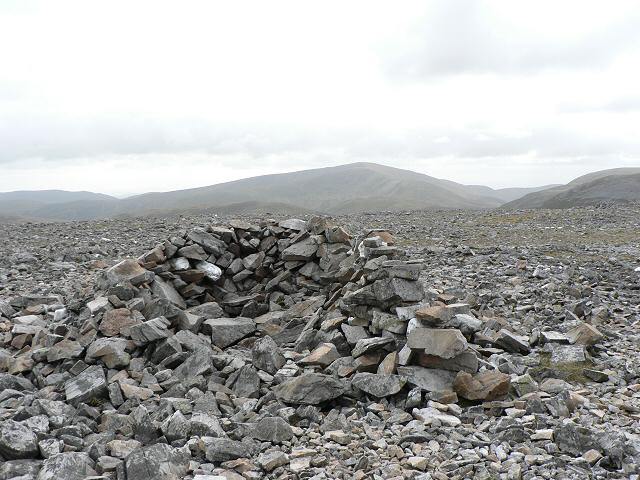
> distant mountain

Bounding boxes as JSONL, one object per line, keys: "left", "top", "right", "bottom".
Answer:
{"left": 503, "top": 167, "right": 640, "bottom": 209}
{"left": 0, "top": 190, "right": 118, "bottom": 221}
{"left": 0, "top": 163, "right": 555, "bottom": 221}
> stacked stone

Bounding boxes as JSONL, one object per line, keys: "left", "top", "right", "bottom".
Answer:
{"left": 104, "top": 216, "right": 355, "bottom": 319}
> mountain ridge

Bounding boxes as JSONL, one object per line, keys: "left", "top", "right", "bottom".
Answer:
{"left": 3, "top": 162, "right": 635, "bottom": 221}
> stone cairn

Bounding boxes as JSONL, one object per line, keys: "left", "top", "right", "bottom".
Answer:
{"left": 0, "top": 216, "right": 605, "bottom": 478}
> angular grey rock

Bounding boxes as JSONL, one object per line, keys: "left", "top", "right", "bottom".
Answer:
{"left": 204, "top": 317, "right": 256, "bottom": 348}
{"left": 258, "top": 450, "right": 290, "bottom": 472}
{"left": 226, "top": 365, "right": 260, "bottom": 398}
{"left": 407, "top": 328, "right": 468, "bottom": 359}
{"left": 36, "top": 452, "right": 96, "bottom": 480}
{"left": 252, "top": 336, "right": 286, "bottom": 374}
{"left": 251, "top": 416, "right": 294, "bottom": 443}
{"left": 188, "top": 301, "right": 225, "bottom": 318}
{"left": 417, "top": 351, "right": 478, "bottom": 373}
{"left": 412, "top": 407, "right": 461, "bottom": 427}
{"left": 493, "top": 329, "right": 531, "bottom": 354}
{"left": 539, "top": 330, "right": 570, "bottom": 345}
{"left": 0, "top": 420, "right": 38, "bottom": 459}
{"left": 397, "top": 366, "right": 457, "bottom": 392}
{"left": 85, "top": 337, "right": 130, "bottom": 368}
{"left": 0, "top": 373, "right": 35, "bottom": 391}
{"left": 371, "top": 311, "right": 407, "bottom": 334}
{"left": 64, "top": 365, "right": 107, "bottom": 406}
{"left": 554, "top": 422, "right": 599, "bottom": 456}
{"left": 203, "top": 437, "right": 257, "bottom": 462}
{"left": 190, "top": 413, "right": 225, "bottom": 437}
{"left": 125, "top": 443, "right": 189, "bottom": 480}
{"left": 151, "top": 276, "right": 187, "bottom": 309}
{"left": 351, "top": 373, "right": 406, "bottom": 397}
{"left": 0, "top": 459, "right": 43, "bottom": 479}
{"left": 279, "top": 218, "right": 307, "bottom": 231}
{"left": 549, "top": 344, "right": 587, "bottom": 364}
{"left": 372, "top": 277, "right": 424, "bottom": 306}
{"left": 448, "top": 313, "right": 482, "bottom": 335}
{"left": 161, "top": 411, "right": 191, "bottom": 442}
{"left": 173, "top": 349, "right": 213, "bottom": 379}
{"left": 352, "top": 336, "right": 394, "bottom": 358}
{"left": 46, "top": 339, "right": 84, "bottom": 362}
{"left": 341, "top": 324, "right": 370, "bottom": 346}
{"left": 128, "top": 316, "right": 171, "bottom": 345}
{"left": 242, "top": 251, "right": 265, "bottom": 270}
{"left": 100, "top": 258, "right": 153, "bottom": 288}
{"left": 177, "top": 243, "right": 208, "bottom": 260}
{"left": 282, "top": 236, "right": 319, "bottom": 261}
{"left": 274, "top": 373, "right": 346, "bottom": 405}
{"left": 188, "top": 229, "right": 227, "bottom": 255}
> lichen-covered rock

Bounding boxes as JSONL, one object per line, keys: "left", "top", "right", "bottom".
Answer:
{"left": 125, "top": 444, "right": 190, "bottom": 480}
{"left": 64, "top": 365, "right": 107, "bottom": 406}
{"left": 36, "top": 452, "right": 96, "bottom": 480}
{"left": 0, "top": 419, "right": 38, "bottom": 459}
{"left": 351, "top": 373, "right": 406, "bottom": 397}
{"left": 274, "top": 373, "right": 346, "bottom": 405}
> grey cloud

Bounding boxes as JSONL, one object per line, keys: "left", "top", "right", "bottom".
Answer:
{"left": 345, "top": 127, "right": 640, "bottom": 161}
{"left": 2, "top": 111, "right": 638, "bottom": 170}
{"left": 380, "top": 1, "right": 640, "bottom": 79}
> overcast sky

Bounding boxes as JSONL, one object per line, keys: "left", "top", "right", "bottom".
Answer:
{"left": 1, "top": 0, "right": 639, "bottom": 196}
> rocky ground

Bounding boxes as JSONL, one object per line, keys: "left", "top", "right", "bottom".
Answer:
{"left": 0, "top": 205, "right": 639, "bottom": 480}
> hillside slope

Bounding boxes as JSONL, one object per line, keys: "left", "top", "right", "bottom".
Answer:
{"left": 502, "top": 167, "right": 640, "bottom": 209}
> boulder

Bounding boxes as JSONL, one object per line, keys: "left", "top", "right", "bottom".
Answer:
{"left": 86, "top": 337, "right": 130, "bottom": 368}
{"left": 352, "top": 336, "right": 394, "bottom": 358}
{"left": 64, "top": 365, "right": 107, "bottom": 406}
{"left": 397, "top": 366, "right": 457, "bottom": 392}
{"left": 407, "top": 328, "right": 468, "bottom": 359}
{"left": 128, "top": 316, "right": 172, "bottom": 344}
{"left": 493, "top": 329, "right": 531, "bottom": 354}
{"left": 151, "top": 276, "right": 187, "bottom": 309}
{"left": 567, "top": 322, "right": 603, "bottom": 346}
{"left": 36, "top": 452, "right": 96, "bottom": 480}
{"left": 453, "top": 370, "right": 511, "bottom": 400}
{"left": 274, "top": 373, "right": 346, "bottom": 405}
{"left": 299, "top": 343, "right": 341, "bottom": 367}
{"left": 204, "top": 317, "right": 256, "bottom": 348}
{"left": 351, "top": 373, "right": 405, "bottom": 397}
{"left": 252, "top": 336, "right": 286, "bottom": 374}
{"left": 100, "top": 258, "right": 153, "bottom": 287}
{"left": 125, "top": 444, "right": 190, "bottom": 480}
{"left": 203, "top": 437, "right": 257, "bottom": 462}
{"left": 412, "top": 407, "right": 461, "bottom": 427}
{"left": 251, "top": 416, "right": 294, "bottom": 443}
{"left": 282, "top": 236, "right": 319, "bottom": 261}
{"left": 0, "top": 420, "right": 38, "bottom": 459}
{"left": 46, "top": 340, "right": 84, "bottom": 362}
{"left": 100, "top": 308, "right": 139, "bottom": 337}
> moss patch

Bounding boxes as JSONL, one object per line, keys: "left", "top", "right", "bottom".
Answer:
{"left": 529, "top": 352, "right": 592, "bottom": 384}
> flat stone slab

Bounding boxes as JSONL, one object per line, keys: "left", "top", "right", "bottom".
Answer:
{"left": 397, "top": 366, "right": 457, "bottom": 392}
{"left": 407, "top": 328, "right": 468, "bottom": 359}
